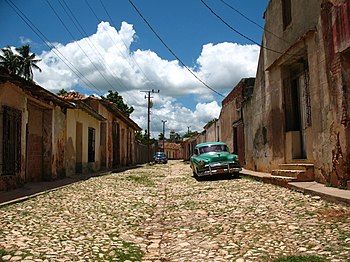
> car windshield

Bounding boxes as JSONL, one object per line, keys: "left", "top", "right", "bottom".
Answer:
{"left": 155, "top": 152, "right": 165, "bottom": 157}
{"left": 198, "top": 145, "right": 228, "bottom": 154}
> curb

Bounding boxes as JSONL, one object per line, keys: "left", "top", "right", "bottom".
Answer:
{"left": 0, "top": 170, "right": 114, "bottom": 208}
{"left": 289, "top": 183, "right": 350, "bottom": 206}
{"left": 241, "top": 171, "right": 350, "bottom": 207}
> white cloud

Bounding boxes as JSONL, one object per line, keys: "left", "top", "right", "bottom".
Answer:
{"left": 19, "top": 36, "right": 32, "bottom": 44}
{"left": 129, "top": 94, "right": 221, "bottom": 138}
{"left": 30, "top": 21, "right": 259, "bottom": 136}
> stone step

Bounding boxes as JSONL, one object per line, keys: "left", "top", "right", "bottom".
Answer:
{"left": 270, "top": 175, "right": 298, "bottom": 182}
{"left": 272, "top": 169, "right": 315, "bottom": 182}
{"left": 279, "top": 163, "right": 314, "bottom": 171}
{"left": 272, "top": 169, "right": 305, "bottom": 178}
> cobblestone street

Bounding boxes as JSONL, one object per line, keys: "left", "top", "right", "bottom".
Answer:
{"left": 1, "top": 161, "right": 350, "bottom": 262}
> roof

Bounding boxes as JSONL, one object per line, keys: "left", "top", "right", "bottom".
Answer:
{"left": 163, "top": 142, "right": 182, "bottom": 150}
{"left": 203, "top": 118, "right": 218, "bottom": 130}
{"left": 60, "top": 92, "right": 106, "bottom": 121}
{"left": 0, "top": 69, "right": 74, "bottom": 109}
{"left": 98, "top": 98, "right": 141, "bottom": 131}
{"left": 196, "top": 142, "right": 226, "bottom": 148}
{"left": 222, "top": 78, "right": 255, "bottom": 106}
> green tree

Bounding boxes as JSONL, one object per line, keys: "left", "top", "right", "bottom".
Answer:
{"left": 0, "top": 46, "right": 19, "bottom": 75}
{"left": 158, "top": 132, "right": 165, "bottom": 140}
{"left": 102, "top": 90, "right": 134, "bottom": 116}
{"left": 136, "top": 130, "right": 156, "bottom": 144}
{"left": 182, "top": 131, "right": 198, "bottom": 139}
{"left": 57, "top": 89, "right": 68, "bottom": 96}
{"left": 0, "top": 45, "right": 41, "bottom": 81}
{"left": 16, "top": 44, "right": 41, "bottom": 81}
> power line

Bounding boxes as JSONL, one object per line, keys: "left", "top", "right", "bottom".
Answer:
{"left": 199, "top": 0, "right": 283, "bottom": 55}
{"left": 83, "top": 0, "right": 140, "bottom": 78}
{"left": 56, "top": 0, "right": 138, "bottom": 103}
{"left": 98, "top": 0, "right": 155, "bottom": 87}
{"left": 4, "top": 0, "right": 105, "bottom": 96}
{"left": 128, "top": 0, "right": 225, "bottom": 98}
{"left": 44, "top": 0, "right": 118, "bottom": 93}
{"left": 83, "top": 0, "right": 152, "bottom": 105}
{"left": 218, "top": 0, "right": 288, "bottom": 43}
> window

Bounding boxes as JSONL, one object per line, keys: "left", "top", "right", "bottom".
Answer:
{"left": 88, "top": 127, "right": 95, "bottom": 163}
{"left": 282, "top": 0, "right": 292, "bottom": 30}
{"left": 198, "top": 145, "right": 229, "bottom": 154}
{"left": 2, "top": 106, "right": 21, "bottom": 175}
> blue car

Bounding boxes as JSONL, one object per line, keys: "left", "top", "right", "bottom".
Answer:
{"left": 153, "top": 152, "right": 168, "bottom": 164}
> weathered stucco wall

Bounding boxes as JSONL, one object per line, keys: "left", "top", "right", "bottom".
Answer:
{"left": 205, "top": 121, "right": 220, "bottom": 143}
{"left": 52, "top": 106, "right": 67, "bottom": 179}
{"left": 244, "top": 0, "right": 350, "bottom": 187}
{"left": 65, "top": 109, "right": 101, "bottom": 176}
{"left": 0, "top": 83, "right": 27, "bottom": 190}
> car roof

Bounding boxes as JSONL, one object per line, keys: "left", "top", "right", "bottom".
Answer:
{"left": 195, "top": 142, "right": 226, "bottom": 148}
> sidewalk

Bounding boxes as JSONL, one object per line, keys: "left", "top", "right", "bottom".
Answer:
{"left": 0, "top": 165, "right": 142, "bottom": 207}
{"left": 241, "top": 168, "right": 350, "bottom": 206}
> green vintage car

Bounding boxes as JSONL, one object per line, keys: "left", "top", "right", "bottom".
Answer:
{"left": 190, "top": 142, "right": 241, "bottom": 178}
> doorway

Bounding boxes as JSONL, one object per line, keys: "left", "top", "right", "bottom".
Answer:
{"left": 75, "top": 122, "right": 83, "bottom": 173}
{"left": 284, "top": 74, "right": 307, "bottom": 159}
{"left": 112, "top": 122, "right": 120, "bottom": 167}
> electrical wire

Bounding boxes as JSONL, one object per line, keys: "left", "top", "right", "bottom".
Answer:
{"left": 56, "top": 0, "right": 139, "bottom": 105}
{"left": 4, "top": 0, "right": 105, "bottom": 96}
{"left": 200, "top": 0, "right": 283, "bottom": 55}
{"left": 45, "top": 0, "right": 118, "bottom": 93}
{"left": 218, "top": 0, "right": 288, "bottom": 43}
{"left": 98, "top": 0, "right": 155, "bottom": 88}
{"left": 127, "top": 0, "right": 225, "bottom": 98}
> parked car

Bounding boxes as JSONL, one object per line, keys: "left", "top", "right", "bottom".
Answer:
{"left": 153, "top": 152, "right": 168, "bottom": 164}
{"left": 190, "top": 142, "right": 241, "bottom": 178}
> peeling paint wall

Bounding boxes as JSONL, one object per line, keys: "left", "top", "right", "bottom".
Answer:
{"left": 243, "top": 0, "right": 350, "bottom": 187}
{"left": 52, "top": 106, "right": 67, "bottom": 179}
{"left": 0, "top": 83, "right": 27, "bottom": 190}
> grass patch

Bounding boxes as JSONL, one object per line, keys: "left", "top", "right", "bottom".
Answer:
{"left": 114, "top": 241, "right": 143, "bottom": 261}
{"left": 274, "top": 255, "right": 326, "bottom": 262}
{"left": 0, "top": 248, "right": 8, "bottom": 257}
{"left": 125, "top": 175, "right": 155, "bottom": 187}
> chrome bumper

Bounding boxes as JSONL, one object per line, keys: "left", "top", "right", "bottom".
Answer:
{"left": 198, "top": 163, "right": 241, "bottom": 177}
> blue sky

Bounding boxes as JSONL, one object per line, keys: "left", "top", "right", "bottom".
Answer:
{"left": 0, "top": 0, "right": 269, "bottom": 135}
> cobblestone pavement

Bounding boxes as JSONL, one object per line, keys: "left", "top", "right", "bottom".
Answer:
{"left": 1, "top": 161, "right": 350, "bottom": 262}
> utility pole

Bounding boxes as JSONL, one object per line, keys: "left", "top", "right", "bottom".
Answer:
{"left": 140, "top": 89, "right": 160, "bottom": 163}
{"left": 161, "top": 120, "right": 167, "bottom": 152}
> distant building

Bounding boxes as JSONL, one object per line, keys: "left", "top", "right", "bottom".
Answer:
{"left": 203, "top": 119, "right": 220, "bottom": 142}
{"left": 161, "top": 142, "right": 182, "bottom": 160}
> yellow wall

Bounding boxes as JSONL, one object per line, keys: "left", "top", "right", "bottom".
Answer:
{"left": 65, "top": 108, "right": 101, "bottom": 176}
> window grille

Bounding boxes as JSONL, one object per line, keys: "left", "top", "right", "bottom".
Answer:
{"left": 88, "top": 127, "right": 95, "bottom": 163}
{"left": 2, "top": 106, "right": 22, "bottom": 175}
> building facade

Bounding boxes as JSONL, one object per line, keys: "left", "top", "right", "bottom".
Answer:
{"left": 219, "top": 78, "right": 255, "bottom": 164}
{"left": 243, "top": 0, "right": 350, "bottom": 187}
{"left": 85, "top": 97, "right": 141, "bottom": 167}
{"left": 0, "top": 70, "right": 74, "bottom": 190}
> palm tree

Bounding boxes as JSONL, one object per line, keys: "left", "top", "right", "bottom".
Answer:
{"left": 0, "top": 46, "right": 20, "bottom": 75}
{"left": 16, "top": 45, "right": 41, "bottom": 81}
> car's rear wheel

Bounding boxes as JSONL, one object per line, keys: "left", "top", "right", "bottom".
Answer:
{"left": 231, "top": 172, "right": 240, "bottom": 179}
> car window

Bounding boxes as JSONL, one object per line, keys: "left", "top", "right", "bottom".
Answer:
{"left": 198, "top": 145, "right": 228, "bottom": 154}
